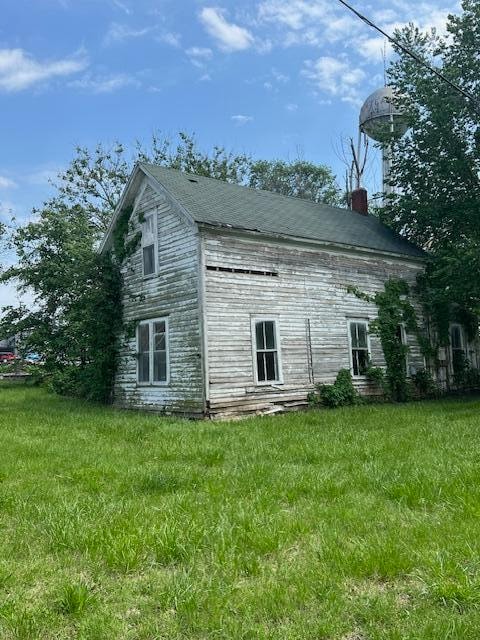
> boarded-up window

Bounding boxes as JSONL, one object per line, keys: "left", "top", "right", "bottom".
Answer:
{"left": 349, "top": 320, "right": 369, "bottom": 377}
{"left": 137, "top": 317, "right": 169, "bottom": 384}
{"left": 142, "top": 213, "right": 157, "bottom": 276}
{"left": 254, "top": 320, "right": 281, "bottom": 383}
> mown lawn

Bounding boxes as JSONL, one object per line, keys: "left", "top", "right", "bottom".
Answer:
{"left": 1, "top": 387, "right": 480, "bottom": 639}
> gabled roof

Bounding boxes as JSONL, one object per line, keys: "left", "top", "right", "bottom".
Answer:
{"left": 102, "top": 162, "right": 426, "bottom": 260}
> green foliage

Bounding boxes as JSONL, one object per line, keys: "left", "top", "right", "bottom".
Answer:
{"left": 112, "top": 205, "right": 141, "bottom": 263}
{"left": 366, "top": 365, "right": 387, "bottom": 394}
{"left": 465, "top": 367, "right": 480, "bottom": 389}
{"left": 312, "top": 368, "right": 359, "bottom": 408}
{"left": 0, "top": 204, "right": 122, "bottom": 403}
{"left": 369, "top": 279, "right": 415, "bottom": 402}
{"left": 248, "top": 159, "right": 342, "bottom": 205}
{"left": 383, "top": 2, "right": 480, "bottom": 336}
{"left": 58, "top": 582, "right": 93, "bottom": 616}
{"left": 347, "top": 279, "right": 422, "bottom": 401}
{"left": 411, "top": 369, "right": 438, "bottom": 397}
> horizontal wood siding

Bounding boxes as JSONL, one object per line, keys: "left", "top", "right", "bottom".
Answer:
{"left": 115, "top": 181, "right": 203, "bottom": 414}
{"left": 203, "top": 231, "right": 426, "bottom": 417}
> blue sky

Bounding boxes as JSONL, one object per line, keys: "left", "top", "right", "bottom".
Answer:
{"left": 0, "top": 0, "right": 459, "bottom": 306}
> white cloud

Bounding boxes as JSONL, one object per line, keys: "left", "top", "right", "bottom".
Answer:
{"left": 186, "top": 47, "right": 213, "bottom": 60}
{"left": 112, "top": 0, "right": 131, "bottom": 14}
{"left": 285, "top": 102, "right": 298, "bottom": 111}
{"left": 199, "top": 7, "right": 254, "bottom": 52}
{"left": 157, "top": 32, "right": 181, "bottom": 48}
{"left": 69, "top": 73, "right": 138, "bottom": 93}
{"left": 103, "top": 22, "right": 152, "bottom": 46}
{"left": 257, "top": 0, "right": 357, "bottom": 44}
{"left": 303, "top": 56, "right": 366, "bottom": 105}
{"left": 0, "top": 48, "right": 87, "bottom": 92}
{"left": 0, "top": 176, "right": 17, "bottom": 189}
{"left": 272, "top": 68, "right": 289, "bottom": 83}
{"left": 231, "top": 114, "right": 253, "bottom": 125}
{"left": 356, "top": 5, "right": 459, "bottom": 62}
{"left": 186, "top": 46, "right": 213, "bottom": 67}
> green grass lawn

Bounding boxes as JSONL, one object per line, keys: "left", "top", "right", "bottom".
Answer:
{"left": 1, "top": 387, "right": 480, "bottom": 639}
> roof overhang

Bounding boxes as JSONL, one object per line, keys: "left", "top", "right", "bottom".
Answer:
{"left": 197, "top": 222, "right": 428, "bottom": 265}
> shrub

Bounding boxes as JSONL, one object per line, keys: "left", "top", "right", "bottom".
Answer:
{"left": 366, "top": 365, "right": 387, "bottom": 394}
{"left": 465, "top": 367, "right": 480, "bottom": 389}
{"left": 411, "top": 368, "right": 437, "bottom": 396}
{"left": 314, "top": 369, "right": 358, "bottom": 408}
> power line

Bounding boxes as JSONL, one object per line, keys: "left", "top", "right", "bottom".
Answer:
{"left": 336, "top": 0, "right": 480, "bottom": 113}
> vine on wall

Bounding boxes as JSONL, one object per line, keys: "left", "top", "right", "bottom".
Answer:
{"left": 346, "top": 278, "right": 427, "bottom": 402}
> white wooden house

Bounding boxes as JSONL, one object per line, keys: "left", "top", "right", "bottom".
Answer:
{"left": 100, "top": 163, "right": 476, "bottom": 418}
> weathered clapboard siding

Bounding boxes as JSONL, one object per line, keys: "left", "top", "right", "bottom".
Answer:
{"left": 114, "top": 180, "right": 204, "bottom": 414}
{"left": 202, "top": 229, "right": 426, "bottom": 417}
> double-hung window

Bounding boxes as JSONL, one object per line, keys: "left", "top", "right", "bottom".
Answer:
{"left": 349, "top": 320, "right": 369, "bottom": 377}
{"left": 253, "top": 319, "right": 282, "bottom": 384}
{"left": 142, "top": 213, "right": 157, "bottom": 276}
{"left": 137, "top": 318, "right": 169, "bottom": 384}
{"left": 450, "top": 323, "right": 466, "bottom": 374}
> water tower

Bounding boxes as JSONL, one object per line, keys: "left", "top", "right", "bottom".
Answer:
{"left": 359, "top": 86, "right": 407, "bottom": 199}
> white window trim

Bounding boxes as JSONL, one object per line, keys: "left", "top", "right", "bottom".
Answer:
{"left": 251, "top": 317, "right": 283, "bottom": 386}
{"left": 141, "top": 211, "right": 158, "bottom": 278}
{"left": 347, "top": 318, "right": 371, "bottom": 378}
{"left": 136, "top": 316, "right": 170, "bottom": 386}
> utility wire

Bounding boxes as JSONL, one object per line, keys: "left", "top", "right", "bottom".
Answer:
{"left": 336, "top": 0, "right": 480, "bottom": 113}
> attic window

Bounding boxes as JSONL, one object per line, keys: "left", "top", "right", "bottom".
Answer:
{"left": 206, "top": 265, "right": 278, "bottom": 277}
{"left": 188, "top": 178, "right": 198, "bottom": 183}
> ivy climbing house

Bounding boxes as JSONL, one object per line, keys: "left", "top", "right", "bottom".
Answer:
{"left": 100, "top": 163, "right": 480, "bottom": 417}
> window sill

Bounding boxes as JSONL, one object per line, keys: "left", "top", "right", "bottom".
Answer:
{"left": 136, "top": 382, "right": 170, "bottom": 387}
{"left": 142, "top": 272, "right": 158, "bottom": 281}
{"left": 253, "top": 381, "right": 284, "bottom": 388}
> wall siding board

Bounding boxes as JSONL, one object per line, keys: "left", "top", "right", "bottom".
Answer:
{"left": 203, "top": 230, "right": 426, "bottom": 417}
{"left": 114, "top": 181, "right": 203, "bottom": 414}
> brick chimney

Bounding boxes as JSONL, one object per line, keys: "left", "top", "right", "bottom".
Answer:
{"left": 351, "top": 187, "right": 368, "bottom": 216}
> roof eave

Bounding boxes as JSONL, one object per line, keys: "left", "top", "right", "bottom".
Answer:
{"left": 197, "top": 221, "right": 427, "bottom": 264}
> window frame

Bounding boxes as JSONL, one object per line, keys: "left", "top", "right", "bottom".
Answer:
{"left": 397, "top": 322, "right": 409, "bottom": 376}
{"left": 136, "top": 317, "right": 170, "bottom": 386}
{"left": 347, "top": 318, "right": 371, "bottom": 378}
{"left": 141, "top": 211, "right": 158, "bottom": 278}
{"left": 450, "top": 322, "right": 466, "bottom": 374}
{"left": 251, "top": 317, "right": 283, "bottom": 386}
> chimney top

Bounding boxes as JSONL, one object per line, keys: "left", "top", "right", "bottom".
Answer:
{"left": 351, "top": 188, "right": 368, "bottom": 216}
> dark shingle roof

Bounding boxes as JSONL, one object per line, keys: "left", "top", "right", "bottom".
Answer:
{"left": 141, "top": 163, "right": 425, "bottom": 260}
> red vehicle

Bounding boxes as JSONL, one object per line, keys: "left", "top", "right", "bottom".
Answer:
{"left": 0, "top": 352, "right": 15, "bottom": 363}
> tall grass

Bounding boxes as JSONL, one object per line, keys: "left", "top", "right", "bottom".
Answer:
{"left": 1, "top": 386, "right": 480, "bottom": 638}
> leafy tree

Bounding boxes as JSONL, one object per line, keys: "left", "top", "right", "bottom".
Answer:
{"left": 383, "top": 1, "right": 480, "bottom": 339}
{"left": 55, "top": 133, "right": 252, "bottom": 234}
{"left": 249, "top": 159, "right": 341, "bottom": 205}
{"left": 54, "top": 134, "right": 342, "bottom": 235}
{"left": 0, "top": 203, "right": 121, "bottom": 401}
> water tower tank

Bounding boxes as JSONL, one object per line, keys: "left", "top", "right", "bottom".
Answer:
{"left": 359, "top": 86, "right": 407, "bottom": 142}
